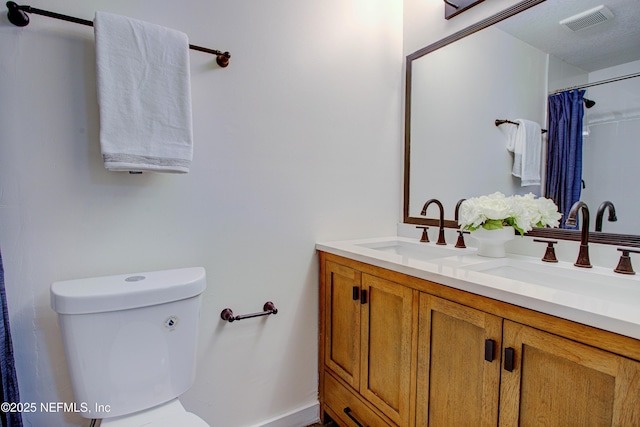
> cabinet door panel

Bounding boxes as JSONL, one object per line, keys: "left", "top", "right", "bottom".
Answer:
{"left": 360, "top": 274, "right": 416, "bottom": 426}
{"left": 325, "top": 261, "right": 361, "bottom": 389}
{"left": 416, "top": 295, "right": 502, "bottom": 427}
{"left": 500, "top": 320, "right": 640, "bottom": 427}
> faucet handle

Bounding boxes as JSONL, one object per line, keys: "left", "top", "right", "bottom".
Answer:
{"left": 455, "top": 230, "right": 469, "bottom": 248}
{"left": 416, "top": 226, "right": 429, "bottom": 243}
{"left": 614, "top": 248, "right": 640, "bottom": 275}
{"left": 533, "top": 239, "right": 558, "bottom": 263}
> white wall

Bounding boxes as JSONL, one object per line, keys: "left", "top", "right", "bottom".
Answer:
{"left": 0, "top": 1, "right": 402, "bottom": 426}
{"left": 547, "top": 55, "right": 588, "bottom": 93}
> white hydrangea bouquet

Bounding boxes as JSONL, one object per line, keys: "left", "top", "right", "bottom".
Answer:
{"left": 458, "top": 192, "right": 561, "bottom": 236}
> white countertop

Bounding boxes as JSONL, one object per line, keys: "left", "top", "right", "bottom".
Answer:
{"left": 316, "top": 236, "right": 640, "bottom": 340}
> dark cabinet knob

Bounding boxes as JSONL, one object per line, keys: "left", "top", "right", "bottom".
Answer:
{"left": 360, "top": 289, "right": 368, "bottom": 305}
{"left": 504, "top": 347, "right": 515, "bottom": 372}
{"left": 484, "top": 339, "right": 495, "bottom": 362}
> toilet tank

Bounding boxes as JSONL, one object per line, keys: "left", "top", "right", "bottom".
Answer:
{"left": 51, "top": 267, "right": 206, "bottom": 419}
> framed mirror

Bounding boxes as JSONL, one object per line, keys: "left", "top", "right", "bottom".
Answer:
{"left": 404, "top": 0, "right": 640, "bottom": 247}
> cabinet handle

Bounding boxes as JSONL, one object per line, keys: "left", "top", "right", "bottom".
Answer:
{"left": 344, "top": 407, "right": 366, "bottom": 427}
{"left": 504, "top": 347, "right": 515, "bottom": 372}
{"left": 360, "top": 289, "right": 368, "bottom": 304}
{"left": 484, "top": 339, "right": 495, "bottom": 362}
{"left": 352, "top": 286, "right": 360, "bottom": 301}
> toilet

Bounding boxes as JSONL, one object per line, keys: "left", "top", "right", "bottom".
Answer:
{"left": 50, "top": 267, "right": 209, "bottom": 426}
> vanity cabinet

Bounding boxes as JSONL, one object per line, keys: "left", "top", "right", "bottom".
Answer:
{"left": 323, "top": 260, "right": 416, "bottom": 426}
{"left": 417, "top": 296, "right": 640, "bottom": 426}
{"left": 319, "top": 252, "right": 640, "bottom": 427}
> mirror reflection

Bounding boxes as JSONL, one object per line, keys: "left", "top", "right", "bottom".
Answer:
{"left": 406, "top": 0, "right": 640, "bottom": 238}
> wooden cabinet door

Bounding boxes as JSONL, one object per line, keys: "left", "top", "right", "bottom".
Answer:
{"left": 499, "top": 320, "right": 640, "bottom": 427}
{"left": 416, "top": 295, "right": 502, "bottom": 427}
{"left": 324, "top": 261, "right": 362, "bottom": 390}
{"left": 360, "top": 274, "right": 417, "bottom": 426}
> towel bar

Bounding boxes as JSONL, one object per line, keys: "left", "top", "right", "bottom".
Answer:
{"left": 6, "top": 1, "right": 231, "bottom": 67}
{"left": 495, "top": 119, "right": 547, "bottom": 134}
{"left": 220, "top": 302, "right": 278, "bottom": 323}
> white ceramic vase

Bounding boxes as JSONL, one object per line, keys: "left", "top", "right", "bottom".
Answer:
{"left": 470, "top": 226, "right": 515, "bottom": 258}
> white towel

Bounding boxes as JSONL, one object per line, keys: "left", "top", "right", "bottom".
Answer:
{"left": 94, "top": 12, "right": 193, "bottom": 173}
{"left": 505, "top": 119, "right": 541, "bottom": 186}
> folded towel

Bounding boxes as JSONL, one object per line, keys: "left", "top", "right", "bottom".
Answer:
{"left": 94, "top": 12, "right": 193, "bottom": 173}
{"left": 505, "top": 119, "right": 541, "bottom": 186}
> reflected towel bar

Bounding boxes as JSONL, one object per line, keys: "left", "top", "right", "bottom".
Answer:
{"left": 220, "top": 302, "right": 278, "bottom": 323}
{"left": 495, "top": 119, "right": 547, "bottom": 134}
{"left": 6, "top": 1, "right": 231, "bottom": 67}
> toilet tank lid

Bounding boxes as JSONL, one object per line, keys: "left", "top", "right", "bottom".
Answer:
{"left": 51, "top": 267, "right": 206, "bottom": 314}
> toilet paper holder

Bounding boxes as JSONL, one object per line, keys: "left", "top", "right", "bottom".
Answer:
{"left": 220, "top": 301, "right": 278, "bottom": 323}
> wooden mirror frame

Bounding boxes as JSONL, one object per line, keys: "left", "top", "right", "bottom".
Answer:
{"left": 403, "top": 0, "right": 640, "bottom": 248}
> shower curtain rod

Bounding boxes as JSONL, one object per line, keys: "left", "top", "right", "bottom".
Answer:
{"left": 551, "top": 72, "right": 640, "bottom": 95}
{"left": 5, "top": 1, "right": 231, "bottom": 67}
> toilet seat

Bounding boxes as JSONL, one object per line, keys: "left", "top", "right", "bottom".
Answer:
{"left": 100, "top": 399, "right": 209, "bottom": 427}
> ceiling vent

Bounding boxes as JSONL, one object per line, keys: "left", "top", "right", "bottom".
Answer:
{"left": 560, "top": 5, "right": 614, "bottom": 32}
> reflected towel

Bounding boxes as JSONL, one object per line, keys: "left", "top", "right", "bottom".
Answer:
{"left": 94, "top": 11, "right": 193, "bottom": 173}
{"left": 506, "top": 119, "right": 541, "bottom": 186}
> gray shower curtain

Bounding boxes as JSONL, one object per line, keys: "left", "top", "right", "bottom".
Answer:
{"left": 545, "top": 89, "right": 585, "bottom": 228}
{"left": 0, "top": 248, "right": 22, "bottom": 427}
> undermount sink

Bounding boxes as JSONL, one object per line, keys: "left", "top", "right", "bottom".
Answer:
{"left": 459, "top": 257, "right": 640, "bottom": 300}
{"left": 355, "top": 239, "right": 473, "bottom": 261}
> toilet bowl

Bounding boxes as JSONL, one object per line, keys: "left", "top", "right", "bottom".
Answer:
{"left": 100, "top": 399, "right": 208, "bottom": 427}
{"left": 51, "top": 267, "right": 209, "bottom": 426}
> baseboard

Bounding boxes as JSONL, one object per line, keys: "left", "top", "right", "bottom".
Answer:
{"left": 252, "top": 402, "right": 320, "bottom": 427}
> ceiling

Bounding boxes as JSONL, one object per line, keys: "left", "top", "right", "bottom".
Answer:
{"left": 495, "top": 0, "right": 640, "bottom": 72}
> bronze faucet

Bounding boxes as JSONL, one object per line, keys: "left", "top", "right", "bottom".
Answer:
{"left": 595, "top": 201, "right": 617, "bottom": 232}
{"left": 421, "top": 199, "right": 446, "bottom": 245}
{"left": 454, "top": 198, "right": 467, "bottom": 248}
{"left": 565, "top": 201, "right": 592, "bottom": 268}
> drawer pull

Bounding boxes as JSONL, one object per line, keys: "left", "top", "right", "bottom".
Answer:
{"left": 344, "top": 407, "right": 366, "bottom": 427}
{"left": 484, "top": 339, "right": 495, "bottom": 362}
{"left": 504, "top": 347, "right": 515, "bottom": 372}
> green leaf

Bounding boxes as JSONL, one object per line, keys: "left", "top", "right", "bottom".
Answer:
{"left": 503, "top": 218, "right": 525, "bottom": 235}
{"left": 482, "top": 219, "right": 504, "bottom": 230}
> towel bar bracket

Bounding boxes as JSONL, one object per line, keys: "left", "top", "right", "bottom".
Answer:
{"left": 8, "top": 2, "right": 92, "bottom": 26}
{"left": 6, "top": 1, "right": 231, "bottom": 67}
{"left": 220, "top": 302, "right": 278, "bottom": 323}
